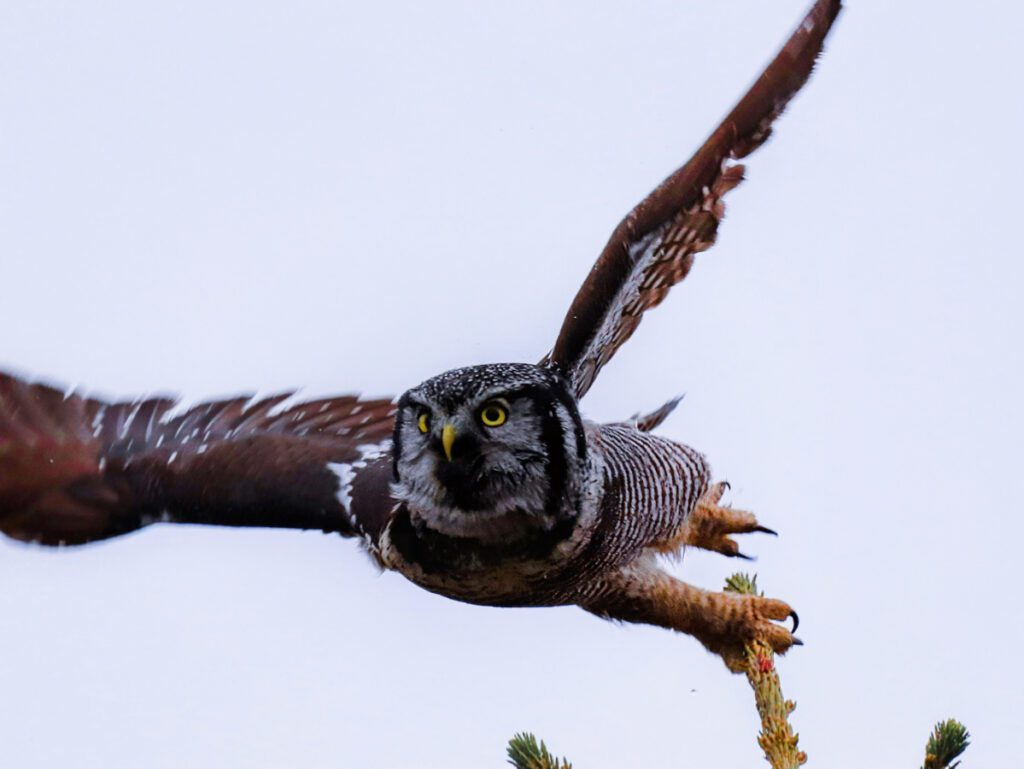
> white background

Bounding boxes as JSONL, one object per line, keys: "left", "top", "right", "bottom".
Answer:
{"left": 1, "top": 1, "right": 1020, "bottom": 766}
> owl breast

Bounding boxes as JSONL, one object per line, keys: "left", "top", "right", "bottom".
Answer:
{"left": 378, "top": 500, "right": 601, "bottom": 607}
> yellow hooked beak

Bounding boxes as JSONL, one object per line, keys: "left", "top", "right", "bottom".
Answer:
{"left": 442, "top": 423, "right": 457, "bottom": 461}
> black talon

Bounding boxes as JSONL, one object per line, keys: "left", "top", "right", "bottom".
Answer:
{"left": 788, "top": 610, "right": 800, "bottom": 633}
{"left": 754, "top": 525, "right": 778, "bottom": 537}
{"left": 791, "top": 637, "right": 804, "bottom": 646}
{"left": 734, "top": 551, "right": 756, "bottom": 562}
{"left": 721, "top": 480, "right": 731, "bottom": 491}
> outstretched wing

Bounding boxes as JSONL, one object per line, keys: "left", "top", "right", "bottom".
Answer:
{"left": 0, "top": 371, "right": 397, "bottom": 547}
{"left": 543, "top": 0, "right": 841, "bottom": 399}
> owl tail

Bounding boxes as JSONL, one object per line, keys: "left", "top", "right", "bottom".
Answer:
{"left": 630, "top": 395, "right": 683, "bottom": 432}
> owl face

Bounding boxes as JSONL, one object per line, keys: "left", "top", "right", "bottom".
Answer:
{"left": 392, "top": 363, "right": 587, "bottom": 537}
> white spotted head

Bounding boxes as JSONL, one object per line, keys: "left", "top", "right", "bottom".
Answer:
{"left": 391, "top": 363, "right": 587, "bottom": 535}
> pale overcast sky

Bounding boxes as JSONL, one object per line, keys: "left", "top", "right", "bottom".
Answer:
{"left": 1, "top": 1, "right": 1020, "bottom": 767}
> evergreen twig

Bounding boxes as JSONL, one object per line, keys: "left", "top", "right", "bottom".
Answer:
{"left": 921, "top": 719, "right": 970, "bottom": 769}
{"left": 725, "top": 572, "right": 806, "bottom": 769}
{"left": 507, "top": 732, "right": 573, "bottom": 769}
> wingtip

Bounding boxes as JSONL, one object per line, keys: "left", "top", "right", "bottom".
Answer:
{"left": 799, "top": 0, "right": 844, "bottom": 50}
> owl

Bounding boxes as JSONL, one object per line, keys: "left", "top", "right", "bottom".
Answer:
{"left": 0, "top": 0, "right": 840, "bottom": 669}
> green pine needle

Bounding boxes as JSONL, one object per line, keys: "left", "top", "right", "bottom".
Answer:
{"left": 922, "top": 719, "right": 970, "bottom": 769}
{"left": 507, "top": 732, "right": 572, "bottom": 769}
{"left": 724, "top": 572, "right": 761, "bottom": 596}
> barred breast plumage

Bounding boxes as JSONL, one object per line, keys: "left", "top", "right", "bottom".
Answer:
{"left": 573, "top": 424, "right": 711, "bottom": 579}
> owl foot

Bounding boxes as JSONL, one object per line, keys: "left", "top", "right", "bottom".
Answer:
{"left": 708, "top": 592, "right": 800, "bottom": 672}
{"left": 677, "top": 481, "right": 776, "bottom": 560}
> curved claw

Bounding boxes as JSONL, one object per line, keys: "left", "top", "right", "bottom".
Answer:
{"left": 788, "top": 610, "right": 800, "bottom": 633}
{"left": 721, "top": 480, "right": 731, "bottom": 491}
{"left": 734, "top": 551, "right": 756, "bottom": 562}
{"left": 791, "top": 637, "right": 804, "bottom": 646}
{"left": 754, "top": 525, "right": 778, "bottom": 537}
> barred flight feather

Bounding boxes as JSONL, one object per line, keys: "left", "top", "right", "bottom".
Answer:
{"left": 543, "top": 0, "right": 841, "bottom": 400}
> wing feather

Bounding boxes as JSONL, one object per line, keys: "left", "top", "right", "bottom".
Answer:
{"left": 0, "top": 370, "right": 396, "bottom": 546}
{"left": 544, "top": 0, "right": 842, "bottom": 398}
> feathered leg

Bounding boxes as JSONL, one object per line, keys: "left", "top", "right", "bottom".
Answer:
{"left": 580, "top": 561, "right": 798, "bottom": 671}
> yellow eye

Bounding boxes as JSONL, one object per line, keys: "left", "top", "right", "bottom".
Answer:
{"left": 479, "top": 402, "right": 507, "bottom": 428}
{"left": 417, "top": 412, "right": 430, "bottom": 434}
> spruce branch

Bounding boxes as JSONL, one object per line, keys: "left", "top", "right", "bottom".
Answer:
{"left": 921, "top": 719, "right": 970, "bottom": 769}
{"left": 725, "top": 572, "right": 806, "bottom": 769}
{"left": 503, "top": 584, "right": 970, "bottom": 769}
{"left": 724, "top": 572, "right": 761, "bottom": 596}
{"left": 507, "top": 732, "right": 573, "bottom": 769}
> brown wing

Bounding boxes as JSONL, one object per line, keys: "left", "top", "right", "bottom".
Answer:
{"left": 0, "top": 370, "right": 397, "bottom": 546}
{"left": 543, "top": 0, "right": 842, "bottom": 398}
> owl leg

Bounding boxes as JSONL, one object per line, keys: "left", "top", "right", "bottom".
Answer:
{"left": 581, "top": 563, "right": 798, "bottom": 671}
{"left": 654, "top": 481, "right": 775, "bottom": 559}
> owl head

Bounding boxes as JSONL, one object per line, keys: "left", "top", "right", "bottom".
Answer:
{"left": 391, "top": 363, "right": 587, "bottom": 538}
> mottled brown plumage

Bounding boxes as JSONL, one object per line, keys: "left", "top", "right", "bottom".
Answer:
{"left": 0, "top": 0, "right": 841, "bottom": 669}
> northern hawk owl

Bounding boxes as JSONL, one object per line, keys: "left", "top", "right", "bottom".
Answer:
{"left": 0, "top": 0, "right": 841, "bottom": 669}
